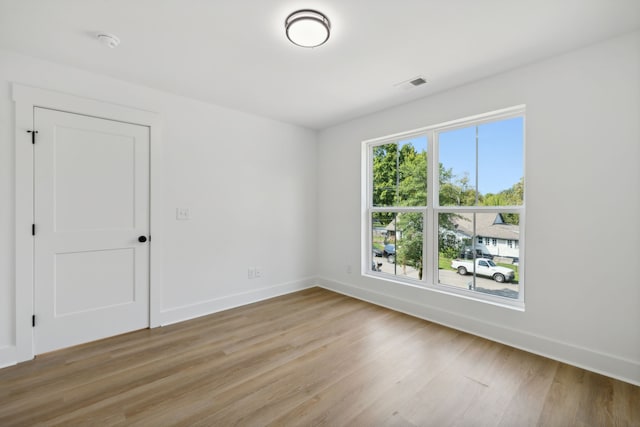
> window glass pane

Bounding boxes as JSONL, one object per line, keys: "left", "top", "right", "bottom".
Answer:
{"left": 372, "top": 143, "right": 398, "bottom": 207}
{"left": 438, "top": 212, "right": 520, "bottom": 299}
{"left": 371, "top": 212, "right": 424, "bottom": 280}
{"left": 438, "top": 212, "right": 473, "bottom": 288}
{"left": 372, "top": 137, "right": 427, "bottom": 207}
{"left": 438, "top": 126, "right": 476, "bottom": 206}
{"left": 371, "top": 212, "right": 391, "bottom": 271}
{"left": 439, "top": 117, "right": 524, "bottom": 207}
{"left": 478, "top": 117, "right": 524, "bottom": 206}
{"left": 397, "top": 137, "right": 427, "bottom": 206}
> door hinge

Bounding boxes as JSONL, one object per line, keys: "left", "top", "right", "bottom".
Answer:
{"left": 27, "top": 130, "right": 38, "bottom": 144}
{"left": 32, "top": 224, "right": 35, "bottom": 236}
{"left": 32, "top": 315, "right": 35, "bottom": 327}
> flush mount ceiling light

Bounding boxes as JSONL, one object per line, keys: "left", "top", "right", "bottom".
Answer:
{"left": 285, "top": 9, "right": 331, "bottom": 48}
{"left": 96, "top": 33, "right": 121, "bottom": 48}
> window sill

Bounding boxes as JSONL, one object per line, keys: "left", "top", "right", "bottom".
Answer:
{"left": 362, "top": 271, "right": 525, "bottom": 312}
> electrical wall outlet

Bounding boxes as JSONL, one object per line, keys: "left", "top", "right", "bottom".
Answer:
{"left": 176, "top": 207, "right": 191, "bottom": 220}
{"left": 248, "top": 267, "right": 263, "bottom": 279}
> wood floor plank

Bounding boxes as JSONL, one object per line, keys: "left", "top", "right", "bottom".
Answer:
{"left": 269, "top": 322, "right": 469, "bottom": 427}
{"left": 41, "top": 295, "right": 384, "bottom": 426}
{"left": 0, "top": 287, "right": 637, "bottom": 426}
{"left": 494, "top": 351, "right": 557, "bottom": 426}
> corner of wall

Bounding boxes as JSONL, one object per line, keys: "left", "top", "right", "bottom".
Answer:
{"left": 158, "top": 277, "right": 319, "bottom": 326}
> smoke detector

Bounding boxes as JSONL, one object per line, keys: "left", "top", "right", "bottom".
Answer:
{"left": 96, "top": 33, "right": 121, "bottom": 48}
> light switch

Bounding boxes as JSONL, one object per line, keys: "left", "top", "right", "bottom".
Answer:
{"left": 176, "top": 207, "right": 191, "bottom": 220}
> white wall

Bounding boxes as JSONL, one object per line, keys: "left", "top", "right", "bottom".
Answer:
{"left": 317, "top": 32, "right": 640, "bottom": 385}
{"left": 1, "top": 32, "right": 638, "bottom": 385}
{"left": 0, "top": 49, "right": 317, "bottom": 365}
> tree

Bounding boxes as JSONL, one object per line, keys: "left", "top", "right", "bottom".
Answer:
{"left": 372, "top": 143, "right": 398, "bottom": 208}
{"left": 372, "top": 139, "right": 523, "bottom": 271}
{"left": 439, "top": 230, "right": 462, "bottom": 259}
{"left": 396, "top": 212, "right": 423, "bottom": 279}
{"left": 373, "top": 143, "right": 427, "bottom": 230}
{"left": 481, "top": 177, "right": 523, "bottom": 224}
{"left": 397, "top": 148, "right": 427, "bottom": 206}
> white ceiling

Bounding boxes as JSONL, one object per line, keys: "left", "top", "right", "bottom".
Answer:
{"left": 0, "top": 0, "right": 639, "bottom": 130}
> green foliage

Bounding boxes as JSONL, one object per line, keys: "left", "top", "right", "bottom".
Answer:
{"left": 373, "top": 143, "right": 427, "bottom": 208}
{"left": 396, "top": 212, "right": 423, "bottom": 279}
{"left": 372, "top": 143, "right": 398, "bottom": 208}
{"left": 397, "top": 149, "right": 427, "bottom": 206}
{"left": 371, "top": 141, "right": 522, "bottom": 272}
{"left": 438, "top": 230, "right": 461, "bottom": 259}
{"left": 481, "top": 177, "right": 523, "bottom": 224}
{"left": 438, "top": 254, "right": 455, "bottom": 270}
{"left": 439, "top": 169, "right": 478, "bottom": 206}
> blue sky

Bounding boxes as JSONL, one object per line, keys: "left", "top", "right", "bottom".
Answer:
{"left": 400, "top": 117, "right": 523, "bottom": 194}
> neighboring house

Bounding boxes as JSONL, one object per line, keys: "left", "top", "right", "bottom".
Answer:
{"left": 384, "top": 218, "right": 401, "bottom": 241}
{"left": 451, "top": 213, "right": 520, "bottom": 260}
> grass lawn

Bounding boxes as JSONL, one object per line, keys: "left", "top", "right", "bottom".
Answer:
{"left": 497, "top": 262, "right": 519, "bottom": 283}
{"left": 439, "top": 254, "right": 453, "bottom": 270}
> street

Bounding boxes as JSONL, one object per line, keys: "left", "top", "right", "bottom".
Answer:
{"left": 374, "top": 257, "right": 519, "bottom": 299}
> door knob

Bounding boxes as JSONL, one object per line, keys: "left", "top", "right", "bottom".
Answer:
{"left": 138, "top": 236, "right": 148, "bottom": 243}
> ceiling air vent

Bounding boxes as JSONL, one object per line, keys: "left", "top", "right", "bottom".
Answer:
{"left": 394, "top": 75, "right": 428, "bottom": 91}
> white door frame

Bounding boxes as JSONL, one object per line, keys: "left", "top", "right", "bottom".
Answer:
{"left": 13, "top": 84, "right": 163, "bottom": 362}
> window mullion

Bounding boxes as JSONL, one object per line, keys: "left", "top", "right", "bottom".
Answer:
{"left": 364, "top": 106, "right": 525, "bottom": 309}
{"left": 426, "top": 129, "right": 436, "bottom": 285}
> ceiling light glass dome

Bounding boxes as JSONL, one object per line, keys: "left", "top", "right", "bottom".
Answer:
{"left": 285, "top": 9, "right": 331, "bottom": 48}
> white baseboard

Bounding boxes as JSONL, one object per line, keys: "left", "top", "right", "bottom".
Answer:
{"left": 0, "top": 346, "right": 17, "bottom": 370}
{"left": 4, "top": 277, "right": 637, "bottom": 386}
{"left": 317, "top": 277, "right": 640, "bottom": 387}
{"left": 158, "top": 277, "right": 317, "bottom": 327}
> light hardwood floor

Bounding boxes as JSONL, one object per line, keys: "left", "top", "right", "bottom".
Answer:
{"left": 1, "top": 287, "right": 638, "bottom": 426}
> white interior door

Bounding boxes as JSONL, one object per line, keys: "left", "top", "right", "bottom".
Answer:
{"left": 34, "top": 107, "right": 150, "bottom": 354}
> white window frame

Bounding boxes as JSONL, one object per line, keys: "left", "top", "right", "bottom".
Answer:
{"left": 362, "top": 105, "right": 525, "bottom": 310}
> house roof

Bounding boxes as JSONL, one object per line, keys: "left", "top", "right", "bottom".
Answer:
{"left": 452, "top": 213, "right": 519, "bottom": 241}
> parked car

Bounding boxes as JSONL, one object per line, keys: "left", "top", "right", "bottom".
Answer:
{"left": 450, "top": 258, "right": 515, "bottom": 283}
{"left": 458, "top": 247, "right": 493, "bottom": 260}
{"left": 383, "top": 244, "right": 396, "bottom": 263}
{"left": 372, "top": 248, "right": 383, "bottom": 257}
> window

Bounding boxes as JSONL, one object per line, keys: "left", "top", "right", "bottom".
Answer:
{"left": 365, "top": 106, "right": 525, "bottom": 308}
{"left": 370, "top": 136, "right": 427, "bottom": 281}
